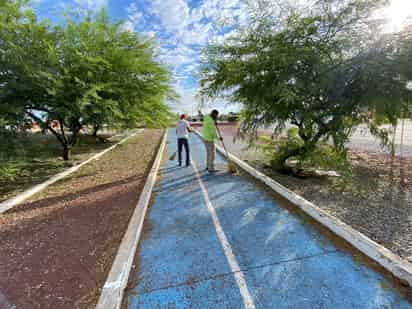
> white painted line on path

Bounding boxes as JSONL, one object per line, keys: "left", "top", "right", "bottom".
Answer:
{"left": 192, "top": 160, "right": 256, "bottom": 309}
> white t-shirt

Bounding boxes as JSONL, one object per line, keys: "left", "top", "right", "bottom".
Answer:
{"left": 176, "top": 119, "right": 191, "bottom": 139}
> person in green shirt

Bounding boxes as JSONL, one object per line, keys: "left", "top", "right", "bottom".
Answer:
{"left": 202, "top": 109, "right": 222, "bottom": 172}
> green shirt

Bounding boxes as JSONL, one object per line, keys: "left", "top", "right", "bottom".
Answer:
{"left": 202, "top": 115, "right": 218, "bottom": 142}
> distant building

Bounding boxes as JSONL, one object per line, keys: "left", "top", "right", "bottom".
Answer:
{"left": 228, "top": 112, "right": 239, "bottom": 122}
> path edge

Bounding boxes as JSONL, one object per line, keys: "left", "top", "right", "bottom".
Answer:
{"left": 96, "top": 130, "right": 168, "bottom": 309}
{"left": 0, "top": 130, "right": 143, "bottom": 214}
{"left": 194, "top": 130, "right": 412, "bottom": 287}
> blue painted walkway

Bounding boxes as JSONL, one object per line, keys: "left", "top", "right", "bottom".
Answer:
{"left": 126, "top": 129, "right": 412, "bottom": 308}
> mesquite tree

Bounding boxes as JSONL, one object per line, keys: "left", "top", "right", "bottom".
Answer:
{"left": 200, "top": 0, "right": 412, "bottom": 172}
{"left": 0, "top": 3, "right": 174, "bottom": 160}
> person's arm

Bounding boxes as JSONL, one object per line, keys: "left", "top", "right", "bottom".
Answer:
{"left": 186, "top": 120, "right": 193, "bottom": 133}
{"left": 176, "top": 121, "right": 181, "bottom": 135}
{"left": 213, "top": 121, "right": 222, "bottom": 141}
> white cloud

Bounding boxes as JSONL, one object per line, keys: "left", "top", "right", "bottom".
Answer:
{"left": 120, "top": 20, "right": 135, "bottom": 32}
{"left": 124, "top": 0, "right": 255, "bottom": 113}
{"left": 150, "top": 0, "right": 190, "bottom": 34}
{"left": 122, "top": 2, "right": 143, "bottom": 31}
{"left": 170, "top": 86, "right": 198, "bottom": 114}
{"left": 74, "top": 0, "right": 108, "bottom": 12}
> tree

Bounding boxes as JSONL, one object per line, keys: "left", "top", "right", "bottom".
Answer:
{"left": 0, "top": 5, "right": 174, "bottom": 160}
{"left": 393, "top": 20, "right": 412, "bottom": 118}
{"left": 200, "top": 0, "right": 411, "bottom": 173}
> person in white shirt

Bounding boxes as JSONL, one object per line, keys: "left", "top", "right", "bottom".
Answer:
{"left": 176, "top": 114, "right": 193, "bottom": 166}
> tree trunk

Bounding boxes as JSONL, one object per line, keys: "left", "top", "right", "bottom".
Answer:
{"left": 25, "top": 111, "right": 72, "bottom": 161}
{"left": 62, "top": 144, "right": 70, "bottom": 161}
{"left": 70, "top": 130, "right": 79, "bottom": 147}
{"left": 69, "top": 118, "right": 82, "bottom": 146}
{"left": 92, "top": 123, "right": 99, "bottom": 137}
{"left": 69, "top": 124, "right": 81, "bottom": 146}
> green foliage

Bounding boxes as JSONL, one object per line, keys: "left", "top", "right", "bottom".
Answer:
{"left": 259, "top": 132, "right": 303, "bottom": 171}
{"left": 0, "top": 2, "right": 174, "bottom": 160}
{"left": 200, "top": 0, "right": 412, "bottom": 174}
{"left": 260, "top": 129, "right": 351, "bottom": 178}
{"left": 0, "top": 163, "right": 20, "bottom": 182}
{"left": 0, "top": 132, "right": 62, "bottom": 184}
{"left": 302, "top": 146, "right": 351, "bottom": 177}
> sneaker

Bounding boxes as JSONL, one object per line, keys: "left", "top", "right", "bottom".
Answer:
{"left": 208, "top": 169, "right": 220, "bottom": 173}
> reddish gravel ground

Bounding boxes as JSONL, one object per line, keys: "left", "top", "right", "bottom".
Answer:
{"left": 0, "top": 129, "right": 163, "bottom": 309}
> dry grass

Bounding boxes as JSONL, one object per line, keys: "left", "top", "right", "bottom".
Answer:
{"left": 0, "top": 132, "right": 125, "bottom": 202}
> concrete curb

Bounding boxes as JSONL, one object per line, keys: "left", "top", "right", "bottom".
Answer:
{"left": 0, "top": 130, "right": 143, "bottom": 214}
{"left": 194, "top": 130, "right": 412, "bottom": 287}
{"left": 96, "top": 130, "right": 168, "bottom": 309}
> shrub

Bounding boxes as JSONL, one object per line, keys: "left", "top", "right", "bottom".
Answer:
{"left": 260, "top": 128, "right": 351, "bottom": 178}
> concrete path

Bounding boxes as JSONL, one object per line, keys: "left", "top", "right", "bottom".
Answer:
{"left": 125, "top": 129, "right": 412, "bottom": 308}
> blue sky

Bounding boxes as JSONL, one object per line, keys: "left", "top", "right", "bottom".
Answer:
{"left": 31, "top": 0, "right": 409, "bottom": 115}
{"left": 32, "top": 0, "right": 250, "bottom": 114}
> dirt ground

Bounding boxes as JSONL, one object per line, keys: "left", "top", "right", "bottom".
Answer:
{"left": 257, "top": 151, "right": 412, "bottom": 259}
{"left": 0, "top": 132, "right": 126, "bottom": 203}
{"left": 217, "top": 125, "right": 412, "bottom": 261}
{"left": 0, "top": 129, "right": 163, "bottom": 309}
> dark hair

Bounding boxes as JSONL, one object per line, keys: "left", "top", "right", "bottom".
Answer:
{"left": 180, "top": 114, "right": 186, "bottom": 120}
{"left": 211, "top": 109, "right": 219, "bottom": 116}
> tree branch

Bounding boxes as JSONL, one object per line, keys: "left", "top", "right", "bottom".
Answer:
{"left": 58, "top": 118, "right": 68, "bottom": 145}
{"left": 25, "top": 111, "right": 66, "bottom": 146}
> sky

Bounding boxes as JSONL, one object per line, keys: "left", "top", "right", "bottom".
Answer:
{"left": 31, "top": 0, "right": 412, "bottom": 115}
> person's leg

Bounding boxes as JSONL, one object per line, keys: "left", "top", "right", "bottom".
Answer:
{"left": 177, "top": 138, "right": 183, "bottom": 166}
{"left": 205, "top": 141, "right": 216, "bottom": 171}
{"left": 205, "top": 141, "right": 212, "bottom": 170}
{"left": 183, "top": 138, "right": 190, "bottom": 166}
{"left": 210, "top": 142, "right": 216, "bottom": 170}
